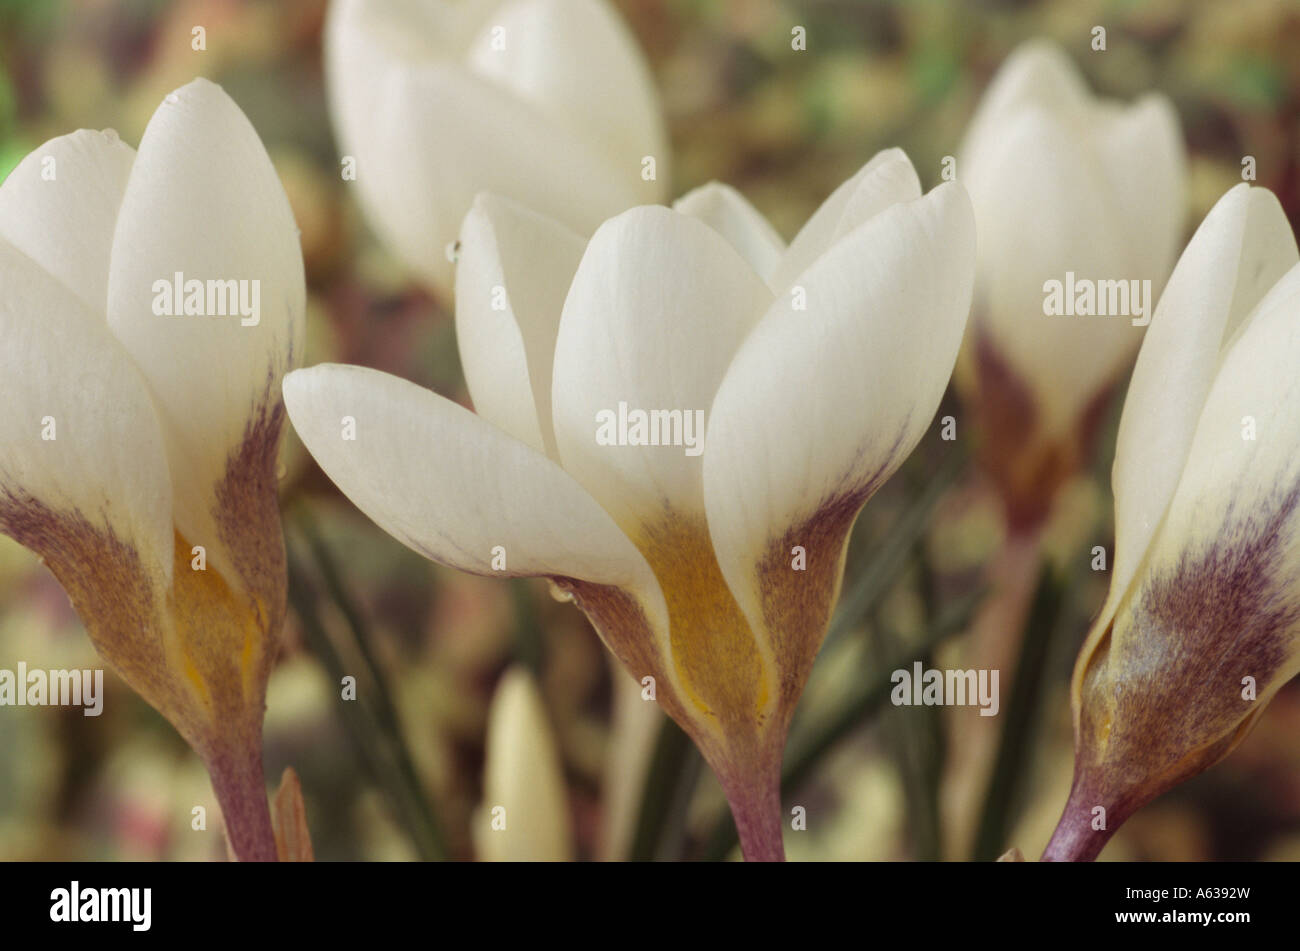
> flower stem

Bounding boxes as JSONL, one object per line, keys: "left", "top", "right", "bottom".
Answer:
{"left": 1040, "top": 779, "right": 1118, "bottom": 862}
{"left": 720, "top": 761, "right": 786, "bottom": 862}
{"left": 207, "top": 741, "right": 278, "bottom": 862}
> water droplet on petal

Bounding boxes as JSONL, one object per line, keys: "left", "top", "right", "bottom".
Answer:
{"left": 445, "top": 240, "right": 461, "bottom": 263}
{"left": 165, "top": 93, "right": 179, "bottom": 104}
{"left": 547, "top": 580, "right": 575, "bottom": 603}
{"left": 101, "top": 128, "right": 119, "bottom": 144}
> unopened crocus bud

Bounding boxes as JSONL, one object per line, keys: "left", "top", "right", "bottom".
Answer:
{"left": 0, "top": 79, "right": 304, "bottom": 860}
{"left": 955, "top": 40, "right": 1186, "bottom": 530}
{"left": 474, "top": 668, "right": 573, "bottom": 861}
{"left": 1044, "top": 184, "right": 1300, "bottom": 860}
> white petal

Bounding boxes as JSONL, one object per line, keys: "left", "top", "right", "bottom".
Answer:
{"left": 0, "top": 129, "right": 135, "bottom": 315}
{"left": 1106, "top": 185, "right": 1298, "bottom": 623}
{"left": 326, "top": 0, "right": 661, "bottom": 294}
{"left": 551, "top": 206, "right": 774, "bottom": 531}
{"left": 282, "top": 364, "right": 659, "bottom": 596}
{"left": 768, "top": 148, "right": 921, "bottom": 293}
{"left": 1109, "top": 261, "right": 1300, "bottom": 702}
{"left": 961, "top": 106, "right": 1140, "bottom": 434}
{"left": 475, "top": 667, "right": 573, "bottom": 861}
{"left": 960, "top": 40, "right": 1093, "bottom": 176}
{"left": 1146, "top": 258, "right": 1300, "bottom": 561}
{"left": 454, "top": 193, "right": 586, "bottom": 458}
{"left": 0, "top": 238, "right": 173, "bottom": 582}
{"left": 673, "top": 182, "right": 785, "bottom": 284}
{"left": 105, "top": 79, "right": 304, "bottom": 572}
{"left": 1089, "top": 93, "right": 1186, "bottom": 286}
{"left": 464, "top": 0, "right": 667, "bottom": 184}
{"left": 703, "top": 182, "right": 976, "bottom": 637}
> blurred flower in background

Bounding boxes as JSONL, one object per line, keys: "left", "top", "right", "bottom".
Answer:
{"left": 2, "top": 0, "right": 1300, "bottom": 861}
{"left": 955, "top": 39, "right": 1185, "bottom": 534}
{"left": 325, "top": 0, "right": 668, "bottom": 296}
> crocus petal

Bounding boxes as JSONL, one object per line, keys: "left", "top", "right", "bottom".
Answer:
{"left": 283, "top": 363, "right": 659, "bottom": 594}
{"left": 703, "top": 182, "right": 976, "bottom": 717}
{"left": 0, "top": 239, "right": 173, "bottom": 582}
{"left": 1089, "top": 94, "right": 1186, "bottom": 285}
{"left": 673, "top": 182, "right": 785, "bottom": 284}
{"left": 475, "top": 668, "right": 573, "bottom": 861}
{"left": 105, "top": 79, "right": 304, "bottom": 594}
{"left": 455, "top": 193, "right": 586, "bottom": 458}
{"left": 464, "top": 0, "right": 667, "bottom": 182}
{"left": 1067, "top": 261, "right": 1300, "bottom": 838}
{"left": 552, "top": 205, "right": 774, "bottom": 529}
{"left": 768, "top": 148, "right": 921, "bottom": 293}
{"left": 326, "top": 0, "right": 662, "bottom": 294}
{"left": 962, "top": 106, "right": 1137, "bottom": 435}
{"left": 1103, "top": 185, "right": 1298, "bottom": 628}
{"left": 0, "top": 238, "right": 199, "bottom": 731}
{"left": 0, "top": 128, "right": 135, "bottom": 315}
{"left": 285, "top": 362, "right": 690, "bottom": 733}
{"left": 959, "top": 40, "right": 1093, "bottom": 175}
{"left": 550, "top": 207, "right": 781, "bottom": 753}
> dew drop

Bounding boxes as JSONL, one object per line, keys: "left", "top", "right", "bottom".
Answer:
{"left": 165, "top": 93, "right": 179, "bottom": 104}
{"left": 101, "top": 128, "right": 119, "bottom": 144}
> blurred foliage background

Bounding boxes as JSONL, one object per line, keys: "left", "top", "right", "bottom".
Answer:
{"left": 2, "top": 0, "right": 1300, "bottom": 861}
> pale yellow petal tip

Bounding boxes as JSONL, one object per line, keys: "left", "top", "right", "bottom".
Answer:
{"left": 478, "top": 668, "right": 574, "bottom": 861}
{"left": 272, "top": 767, "right": 315, "bottom": 862}
{"left": 997, "top": 846, "right": 1025, "bottom": 862}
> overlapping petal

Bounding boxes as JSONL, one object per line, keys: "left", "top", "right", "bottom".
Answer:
{"left": 1066, "top": 261, "right": 1300, "bottom": 836}
{"left": 0, "top": 129, "right": 135, "bottom": 315}
{"left": 0, "top": 239, "right": 174, "bottom": 583}
{"left": 551, "top": 205, "right": 774, "bottom": 530}
{"left": 703, "top": 182, "right": 976, "bottom": 705}
{"left": 674, "top": 182, "right": 785, "bottom": 285}
{"left": 455, "top": 193, "right": 586, "bottom": 458}
{"left": 106, "top": 78, "right": 304, "bottom": 590}
{"left": 768, "top": 148, "right": 921, "bottom": 294}
{"left": 1103, "top": 185, "right": 1298, "bottom": 628}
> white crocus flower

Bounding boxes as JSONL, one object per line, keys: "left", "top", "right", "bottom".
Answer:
{"left": 474, "top": 667, "right": 573, "bottom": 861}
{"left": 956, "top": 39, "right": 1186, "bottom": 529}
{"left": 325, "top": 0, "right": 668, "bottom": 295}
{"left": 0, "top": 79, "right": 304, "bottom": 861}
{"left": 1044, "top": 184, "right": 1300, "bottom": 861}
{"left": 284, "top": 149, "right": 976, "bottom": 861}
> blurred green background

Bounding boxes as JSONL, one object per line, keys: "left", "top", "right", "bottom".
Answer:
{"left": 1, "top": 0, "right": 1299, "bottom": 860}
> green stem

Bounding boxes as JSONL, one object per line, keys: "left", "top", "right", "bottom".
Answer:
{"left": 286, "top": 534, "right": 448, "bottom": 860}
{"left": 627, "top": 718, "right": 701, "bottom": 861}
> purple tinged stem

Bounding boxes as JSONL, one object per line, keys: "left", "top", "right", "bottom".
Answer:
{"left": 206, "top": 741, "right": 278, "bottom": 862}
{"left": 1040, "top": 778, "right": 1119, "bottom": 862}
{"left": 721, "top": 763, "right": 786, "bottom": 862}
